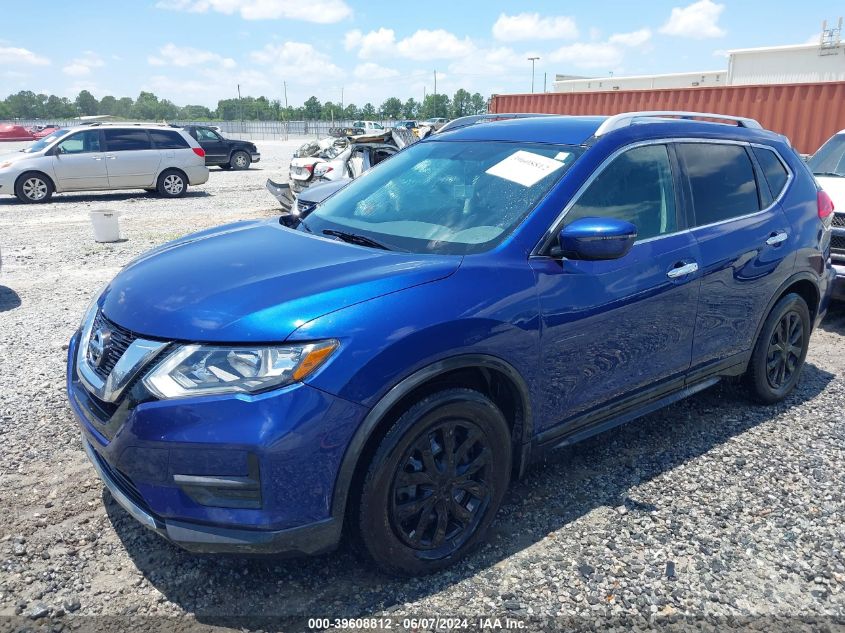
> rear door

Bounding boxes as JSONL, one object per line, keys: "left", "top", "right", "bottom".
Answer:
{"left": 103, "top": 129, "right": 161, "bottom": 188}
{"left": 677, "top": 141, "right": 795, "bottom": 374}
{"left": 50, "top": 129, "right": 108, "bottom": 190}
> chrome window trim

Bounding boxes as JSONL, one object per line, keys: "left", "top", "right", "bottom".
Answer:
{"left": 533, "top": 137, "right": 794, "bottom": 257}
{"left": 76, "top": 304, "right": 168, "bottom": 403}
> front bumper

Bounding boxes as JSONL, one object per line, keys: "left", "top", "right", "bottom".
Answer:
{"left": 67, "top": 330, "right": 366, "bottom": 555}
{"left": 251, "top": 152, "right": 261, "bottom": 163}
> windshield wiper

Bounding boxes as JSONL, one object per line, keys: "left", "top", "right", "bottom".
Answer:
{"left": 813, "top": 171, "right": 845, "bottom": 178}
{"left": 323, "top": 229, "right": 391, "bottom": 250}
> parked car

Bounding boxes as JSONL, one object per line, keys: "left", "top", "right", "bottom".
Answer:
{"left": 393, "top": 120, "right": 418, "bottom": 130}
{"left": 0, "top": 124, "right": 209, "bottom": 203}
{"left": 179, "top": 125, "right": 260, "bottom": 170}
{"left": 351, "top": 120, "right": 385, "bottom": 134}
{"left": 69, "top": 111, "right": 834, "bottom": 576}
{"left": 31, "top": 124, "right": 63, "bottom": 139}
{"left": 0, "top": 124, "right": 34, "bottom": 142}
{"left": 419, "top": 117, "right": 448, "bottom": 130}
{"left": 807, "top": 131, "right": 845, "bottom": 300}
{"left": 266, "top": 177, "right": 349, "bottom": 219}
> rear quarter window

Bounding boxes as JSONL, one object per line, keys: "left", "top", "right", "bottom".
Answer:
{"left": 677, "top": 143, "right": 760, "bottom": 226}
{"left": 150, "top": 130, "right": 190, "bottom": 149}
{"left": 752, "top": 146, "right": 790, "bottom": 200}
{"left": 104, "top": 129, "right": 152, "bottom": 152}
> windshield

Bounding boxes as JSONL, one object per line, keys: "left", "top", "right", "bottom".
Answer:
{"left": 301, "top": 140, "right": 581, "bottom": 254}
{"left": 22, "top": 130, "right": 69, "bottom": 153}
{"left": 808, "top": 134, "right": 845, "bottom": 176}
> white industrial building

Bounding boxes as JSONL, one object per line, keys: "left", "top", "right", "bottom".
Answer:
{"left": 554, "top": 39, "right": 845, "bottom": 93}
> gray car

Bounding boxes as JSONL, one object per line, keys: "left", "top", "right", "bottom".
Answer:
{"left": 0, "top": 123, "right": 209, "bottom": 203}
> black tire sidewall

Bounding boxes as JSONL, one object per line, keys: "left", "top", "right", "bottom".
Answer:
{"left": 232, "top": 151, "right": 250, "bottom": 170}
{"left": 157, "top": 170, "right": 187, "bottom": 198}
{"left": 747, "top": 293, "right": 811, "bottom": 403}
{"left": 358, "top": 388, "right": 511, "bottom": 576}
{"left": 15, "top": 172, "right": 53, "bottom": 204}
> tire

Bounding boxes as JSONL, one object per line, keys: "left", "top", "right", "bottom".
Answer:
{"left": 230, "top": 151, "right": 250, "bottom": 170}
{"left": 745, "top": 293, "right": 811, "bottom": 404}
{"left": 156, "top": 169, "right": 187, "bottom": 198}
{"left": 15, "top": 172, "right": 53, "bottom": 204}
{"left": 355, "top": 388, "right": 511, "bottom": 576}
{"left": 219, "top": 163, "right": 232, "bottom": 170}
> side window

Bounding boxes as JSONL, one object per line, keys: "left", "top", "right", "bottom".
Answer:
{"left": 149, "top": 130, "right": 190, "bottom": 149}
{"left": 104, "top": 129, "right": 152, "bottom": 152}
{"left": 56, "top": 130, "right": 100, "bottom": 154}
{"left": 677, "top": 143, "right": 759, "bottom": 226}
{"left": 196, "top": 128, "right": 221, "bottom": 141}
{"left": 565, "top": 144, "right": 678, "bottom": 241}
{"left": 752, "top": 146, "right": 789, "bottom": 201}
{"left": 371, "top": 148, "right": 394, "bottom": 165}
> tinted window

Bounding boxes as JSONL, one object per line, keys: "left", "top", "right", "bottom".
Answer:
{"left": 56, "top": 130, "right": 100, "bottom": 154}
{"left": 752, "top": 146, "right": 789, "bottom": 200}
{"left": 150, "top": 129, "right": 190, "bottom": 149}
{"left": 807, "top": 134, "right": 845, "bottom": 176}
{"left": 565, "top": 144, "right": 677, "bottom": 241}
{"left": 195, "top": 128, "right": 221, "bottom": 141}
{"left": 678, "top": 143, "right": 759, "bottom": 226}
{"left": 104, "top": 129, "right": 151, "bottom": 152}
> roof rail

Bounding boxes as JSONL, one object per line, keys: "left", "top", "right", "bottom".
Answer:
{"left": 594, "top": 111, "right": 763, "bottom": 137}
{"left": 77, "top": 121, "right": 173, "bottom": 127}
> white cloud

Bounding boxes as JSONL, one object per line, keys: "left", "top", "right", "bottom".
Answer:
{"left": 0, "top": 46, "right": 50, "bottom": 66}
{"left": 62, "top": 51, "right": 105, "bottom": 77}
{"left": 448, "top": 46, "right": 525, "bottom": 78}
{"left": 250, "top": 42, "right": 343, "bottom": 83}
{"left": 492, "top": 13, "right": 578, "bottom": 42}
{"left": 396, "top": 29, "right": 474, "bottom": 60}
{"left": 548, "top": 42, "right": 624, "bottom": 70}
{"left": 609, "top": 28, "right": 652, "bottom": 47}
{"left": 353, "top": 62, "right": 399, "bottom": 80}
{"left": 149, "top": 43, "right": 236, "bottom": 69}
{"left": 344, "top": 28, "right": 396, "bottom": 59}
{"left": 155, "top": 0, "right": 351, "bottom": 23}
{"left": 345, "top": 28, "right": 474, "bottom": 62}
{"left": 660, "top": 0, "right": 726, "bottom": 39}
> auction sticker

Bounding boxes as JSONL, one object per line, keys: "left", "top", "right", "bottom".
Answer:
{"left": 486, "top": 150, "right": 565, "bottom": 187}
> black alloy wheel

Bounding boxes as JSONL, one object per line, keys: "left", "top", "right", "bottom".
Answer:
{"left": 766, "top": 310, "right": 804, "bottom": 389}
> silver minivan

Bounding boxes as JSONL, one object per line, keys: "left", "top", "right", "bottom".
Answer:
{"left": 0, "top": 124, "right": 209, "bottom": 203}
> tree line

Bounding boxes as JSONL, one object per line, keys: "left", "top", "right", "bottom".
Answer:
{"left": 0, "top": 89, "right": 488, "bottom": 122}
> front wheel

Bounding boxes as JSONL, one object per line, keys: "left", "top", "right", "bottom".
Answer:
{"left": 356, "top": 388, "right": 511, "bottom": 575}
{"left": 230, "top": 151, "right": 250, "bottom": 170}
{"left": 745, "top": 293, "right": 811, "bottom": 403}
{"left": 156, "top": 169, "right": 187, "bottom": 198}
{"left": 15, "top": 172, "right": 53, "bottom": 204}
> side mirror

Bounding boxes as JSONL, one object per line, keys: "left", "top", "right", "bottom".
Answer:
{"left": 554, "top": 217, "right": 637, "bottom": 261}
{"left": 51, "top": 145, "right": 64, "bottom": 156}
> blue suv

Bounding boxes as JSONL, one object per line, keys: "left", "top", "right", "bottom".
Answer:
{"left": 68, "top": 111, "right": 836, "bottom": 575}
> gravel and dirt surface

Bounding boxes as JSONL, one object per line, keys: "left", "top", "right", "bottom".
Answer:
{"left": 0, "top": 139, "right": 844, "bottom": 631}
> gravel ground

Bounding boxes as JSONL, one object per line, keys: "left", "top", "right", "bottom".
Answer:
{"left": 0, "top": 139, "right": 844, "bottom": 632}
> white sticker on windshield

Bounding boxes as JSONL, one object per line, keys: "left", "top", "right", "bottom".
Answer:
{"left": 554, "top": 151, "right": 571, "bottom": 161}
{"left": 486, "top": 150, "right": 565, "bottom": 187}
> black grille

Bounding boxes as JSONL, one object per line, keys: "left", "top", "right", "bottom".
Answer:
{"left": 832, "top": 234, "right": 845, "bottom": 253}
{"left": 90, "top": 311, "right": 137, "bottom": 380}
{"left": 90, "top": 444, "right": 152, "bottom": 515}
{"left": 833, "top": 213, "right": 845, "bottom": 228}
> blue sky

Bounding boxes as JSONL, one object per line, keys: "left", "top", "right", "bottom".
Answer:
{"left": 1, "top": 0, "right": 841, "bottom": 109}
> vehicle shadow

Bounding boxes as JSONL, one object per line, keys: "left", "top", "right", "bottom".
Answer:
{"left": 0, "top": 285, "right": 21, "bottom": 312}
{"left": 820, "top": 302, "right": 845, "bottom": 335}
{"left": 0, "top": 191, "right": 210, "bottom": 206}
{"left": 104, "top": 363, "right": 834, "bottom": 628}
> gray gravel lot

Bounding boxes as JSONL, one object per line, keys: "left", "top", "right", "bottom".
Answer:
{"left": 0, "top": 138, "right": 844, "bottom": 631}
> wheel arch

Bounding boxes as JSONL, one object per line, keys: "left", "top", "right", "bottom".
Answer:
{"left": 753, "top": 271, "right": 821, "bottom": 345}
{"left": 330, "top": 354, "right": 533, "bottom": 523}
{"left": 157, "top": 166, "right": 188, "bottom": 184}
{"left": 15, "top": 170, "right": 56, "bottom": 193}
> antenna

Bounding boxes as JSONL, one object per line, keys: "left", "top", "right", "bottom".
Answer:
{"left": 819, "top": 17, "right": 842, "bottom": 56}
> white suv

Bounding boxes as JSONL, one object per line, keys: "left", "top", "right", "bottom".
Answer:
{"left": 0, "top": 124, "right": 209, "bottom": 203}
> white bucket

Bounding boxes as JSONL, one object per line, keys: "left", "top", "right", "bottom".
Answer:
{"left": 89, "top": 210, "right": 121, "bottom": 243}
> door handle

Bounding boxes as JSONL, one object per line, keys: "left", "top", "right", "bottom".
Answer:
{"left": 91, "top": 156, "right": 103, "bottom": 160}
{"left": 106, "top": 155, "right": 117, "bottom": 160}
{"left": 667, "top": 262, "right": 699, "bottom": 278}
{"left": 766, "top": 231, "right": 788, "bottom": 246}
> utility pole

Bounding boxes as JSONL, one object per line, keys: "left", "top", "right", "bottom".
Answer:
{"left": 340, "top": 86, "right": 344, "bottom": 120}
{"left": 433, "top": 70, "right": 437, "bottom": 118}
{"left": 527, "top": 57, "right": 540, "bottom": 93}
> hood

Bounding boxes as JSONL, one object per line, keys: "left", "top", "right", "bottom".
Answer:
{"left": 100, "top": 219, "right": 460, "bottom": 343}
{"left": 815, "top": 176, "right": 845, "bottom": 213}
{"left": 0, "top": 151, "right": 38, "bottom": 165}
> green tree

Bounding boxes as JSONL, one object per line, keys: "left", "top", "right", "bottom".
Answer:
{"left": 132, "top": 92, "right": 160, "bottom": 119}
{"left": 360, "top": 102, "right": 376, "bottom": 118}
{"left": 158, "top": 99, "right": 180, "bottom": 120}
{"left": 6, "top": 91, "right": 42, "bottom": 118}
{"left": 45, "top": 95, "right": 75, "bottom": 118}
{"left": 75, "top": 90, "right": 99, "bottom": 116}
{"left": 343, "top": 103, "right": 358, "bottom": 120}
{"left": 98, "top": 95, "right": 118, "bottom": 116}
{"left": 419, "top": 93, "right": 450, "bottom": 119}
{"left": 179, "top": 104, "right": 213, "bottom": 120}
{"left": 451, "top": 89, "right": 472, "bottom": 118}
{"left": 321, "top": 101, "right": 339, "bottom": 121}
{"left": 402, "top": 98, "right": 419, "bottom": 119}
{"left": 470, "top": 92, "right": 486, "bottom": 115}
{"left": 115, "top": 97, "right": 134, "bottom": 118}
{"left": 380, "top": 97, "right": 403, "bottom": 119}
{"left": 303, "top": 96, "right": 322, "bottom": 120}
{"left": 0, "top": 100, "right": 11, "bottom": 119}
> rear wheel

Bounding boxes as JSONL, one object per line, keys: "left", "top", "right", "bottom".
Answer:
{"left": 356, "top": 388, "right": 511, "bottom": 575}
{"left": 230, "top": 151, "right": 250, "bottom": 170}
{"left": 156, "top": 169, "right": 187, "bottom": 198}
{"left": 745, "top": 293, "right": 811, "bottom": 403}
{"left": 15, "top": 172, "right": 53, "bottom": 203}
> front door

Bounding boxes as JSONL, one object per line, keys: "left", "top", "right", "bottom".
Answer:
{"left": 102, "top": 129, "right": 161, "bottom": 188}
{"left": 194, "top": 128, "right": 226, "bottom": 163}
{"left": 531, "top": 143, "right": 701, "bottom": 436}
{"left": 50, "top": 130, "right": 108, "bottom": 190}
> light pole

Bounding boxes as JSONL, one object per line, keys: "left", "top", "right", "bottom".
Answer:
{"left": 528, "top": 57, "right": 540, "bottom": 93}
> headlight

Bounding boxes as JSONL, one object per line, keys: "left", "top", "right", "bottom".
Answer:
{"left": 142, "top": 340, "right": 338, "bottom": 399}
{"left": 0, "top": 161, "right": 13, "bottom": 169}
